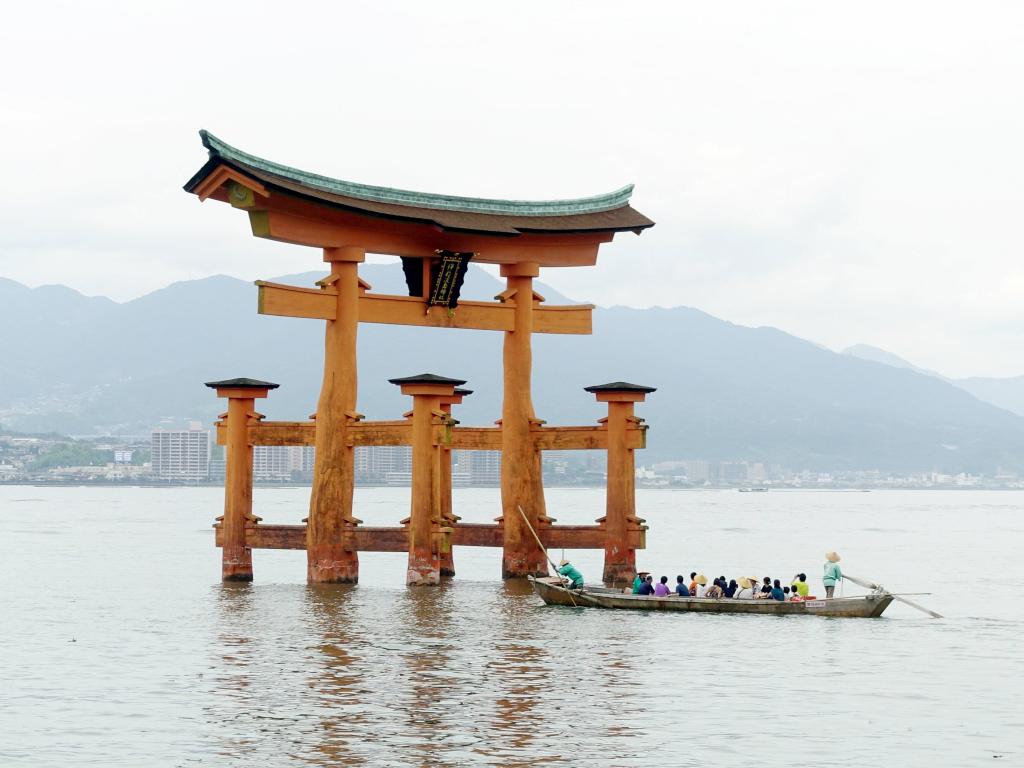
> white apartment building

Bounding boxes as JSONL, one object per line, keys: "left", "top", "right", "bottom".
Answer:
{"left": 253, "top": 445, "right": 315, "bottom": 482}
{"left": 151, "top": 422, "right": 211, "bottom": 481}
{"left": 452, "top": 449, "right": 501, "bottom": 486}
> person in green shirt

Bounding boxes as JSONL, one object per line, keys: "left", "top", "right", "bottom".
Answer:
{"left": 558, "top": 559, "right": 584, "bottom": 589}
{"left": 631, "top": 571, "right": 649, "bottom": 594}
{"left": 823, "top": 552, "right": 842, "bottom": 598}
{"left": 791, "top": 573, "right": 810, "bottom": 597}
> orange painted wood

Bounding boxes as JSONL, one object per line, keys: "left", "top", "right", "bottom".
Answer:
{"left": 359, "top": 293, "right": 514, "bottom": 331}
{"left": 532, "top": 304, "right": 593, "bottom": 335}
{"left": 256, "top": 281, "right": 336, "bottom": 320}
{"left": 193, "top": 165, "right": 269, "bottom": 202}
{"left": 348, "top": 420, "right": 413, "bottom": 447}
{"left": 257, "top": 279, "right": 592, "bottom": 335}
{"left": 216, "top": 419, "right": 643, "bottom": 452}
{"left": 216, "top": 522, "right": 645, "bottom": 551}
{"left": 499, "top": 275, "right": 548, "bottom": 578}
{"left": 221, "top": 396, "right": 255, "bottom": 581}
{"left": 248, "top": 205, "right": 608, "bottom": 266}
{"left": 405, "top": 384, "right": 454, "bottom": 585}
{"left": 448, "top": 427, "right": 503, "bottom": 450}
{"left": 306, "top": 258, "right": 360, "bottom": 583}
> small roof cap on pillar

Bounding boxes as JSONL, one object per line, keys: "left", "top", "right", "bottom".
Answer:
{"left": 453, "top": 388, "right": 474, "bottom": 396}
{"left": 205, "top": 377, "right": 280, "bottom": 390}
{"left": 388, "top": 373, "right": 467, "bottom": 387}
{"left": 583, "top": 381, "right": 657, "bottom": 394}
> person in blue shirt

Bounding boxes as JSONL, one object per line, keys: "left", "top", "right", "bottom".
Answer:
{"left": 675, "top": 574, "right": 689, "bottom": 597}
{"left": 770, "top": 579, "right": 786, "bottom": 601}
{"left": 637, "top": 575, "right": 656, "bottom": 595}
{"left": 557, "top": 559, "right": 584, "bottom": 589}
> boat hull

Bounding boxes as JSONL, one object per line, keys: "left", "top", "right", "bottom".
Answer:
{"left": 529, "top": 577, "right": 892, "bottom": 618}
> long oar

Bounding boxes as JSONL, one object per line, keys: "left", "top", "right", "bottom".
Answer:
{"left": 516, "top": 505, "right": 577, "bottom": 608}
{"left": 845, "top": 573, "right": 943, "bottom": 619}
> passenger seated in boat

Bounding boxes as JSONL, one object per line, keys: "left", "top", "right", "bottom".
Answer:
{"left": 637, "top": 575, "right": 656, "bottom": 595}
{"left": 688, "top": 572, "right": 698, "bottom": 595}
{"left": 791, "top": 573, "right": 810, "bottom": 597}
{"left": 693, "top": 574, "right": 708, "bottom": 597}
{"left": 557, "top": 559, "right": 585, "bottom": 589}
{"left": 632, "top": 571, "right": 649, "bottom": 594}
{"left": 675, "top": 575, "right": 689, "bottom": 596}
{"left": 734, "top": 577, "right": 755, "bottom": 599}
{"left": 783, "top": 586, "right": 792, "bottom": 600}
{"left": 724, "top": 579, "right": 738, "bottom": 598}
{"left": 770, "top": 579, "right": 786, "bottom": 601}
{"left": 704, "top": 581, "right": 724, "bottom": 599}
{"left": 654, "top": 576, "right": 672, "bottom": 596}
{"left": 757, "top": 577, "right": 773, "bottom": 598}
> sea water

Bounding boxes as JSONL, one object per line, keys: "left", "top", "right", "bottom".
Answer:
{"left": 1, "top": 486, "right": 1020, "bottom": 767}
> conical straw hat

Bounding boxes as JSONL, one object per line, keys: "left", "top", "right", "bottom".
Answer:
{"left": 695, "top": 574, "right": 708, "bottom": 585}
{"left": 826, "top": 551, "right": 841, "bottom": 563}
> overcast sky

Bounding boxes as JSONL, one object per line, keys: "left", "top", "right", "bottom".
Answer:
{"left": 2, "top": 1, "right": 1022, "bottom": 377}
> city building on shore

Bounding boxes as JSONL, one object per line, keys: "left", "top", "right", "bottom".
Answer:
{"left": 151, "top": 422, "right": 211, "bottom": 481}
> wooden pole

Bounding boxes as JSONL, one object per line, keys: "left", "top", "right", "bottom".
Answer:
{"left": 206, "top": 378, "right": 276, "bottom": 582}
{"left": 408, "top": 388, "right": 442, "bottom": 585}
{"left": 586, "top": 383, "right": 654, "bottom": 586}
{"left": 222, "top": 394, "right": 254, "bottom": 581}
{"left": 603, "top": 399, "right": 635, "bottom": 585}
{"left": 392, "top": 375, "right": 462, "bottom": 585}
{"left": 516, "top": 505, "right": 576, "bottom": 607}
{"left": 844, "top": 573, "right": 943, "bottom": 618}
{"left": 307, "top": 249, "right": 363, "bottom": 583}
{"left": 500, "top": 263, "right": 547, "bottom": 578}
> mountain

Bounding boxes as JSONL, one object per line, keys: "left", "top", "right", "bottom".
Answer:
{"left": 3, "top": 268, "right": 1024, "bottom": 473}
{"left": 843, "top": 343, "right": 1024, "bottom": 418}
{"left": 842, "top": 344, "right": 944, "bottom": 379}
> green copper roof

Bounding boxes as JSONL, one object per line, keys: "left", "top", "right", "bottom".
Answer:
{"left": 199, "top": 130, "right": 636, "bottom": 217}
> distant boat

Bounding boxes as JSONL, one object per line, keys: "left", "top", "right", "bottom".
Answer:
{"left": 529, "top": 577, "right": 893, "bottom": 618}
{"left": 738, "top": 487, "right": 768, "bottom": 492}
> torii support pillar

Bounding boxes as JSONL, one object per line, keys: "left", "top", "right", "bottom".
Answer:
{"left": 308, "top": 247, "right": 364, "bottom": 583}
{"left": 500, "top": 262, "right": 548, "bottom": 579}
{"left": 205, "top": 377, "right": 279, "bottom": 581}
{"left": 438, "top": 387, "right": 472, "bottom": 576}
{"left": 390, "top": 373, "right": 463, "bottom": 586}
{"left": 585, "top": 381, "right": 656, "bottom": 586}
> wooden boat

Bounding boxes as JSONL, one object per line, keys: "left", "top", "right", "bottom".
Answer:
{"left": 528, "top": 577, "right": 893, "bottom": 618}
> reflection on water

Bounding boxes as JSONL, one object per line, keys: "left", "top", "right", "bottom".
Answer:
{"left": 2, "top": 487, "right": 1023, "bottom": 766}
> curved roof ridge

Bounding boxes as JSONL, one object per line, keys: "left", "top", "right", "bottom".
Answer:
{"left": 200, "top": 130, "right": 636, "bottom": 217}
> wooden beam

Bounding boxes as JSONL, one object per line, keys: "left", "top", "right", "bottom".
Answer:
{"left": 256, "top": 280, "right": 336, "bottom": 320}
{"left": 194, "top": 165, "right": 269, "bottom": 202}
{"left": 533, "top": 304, "right": 593, "bottom": 335}
{"left": 215, "top": 420, "right": 644, "bottom": 450}
{"left": 359, "top": 293, "right": 514, "bottom": 332}
{"left": 257, "top": 279, "right": 592, "bottom": 335}
{"left": 215, "top": 421, "right": 315, "bottom": 446}
{"left": 216, "top": 522, "right": 646, "bottom": 551}
{"left": 247, "top": 205, "right": 608, "bottom": 266}
{"left": 448, "top": 427, "right": 503, "bottom": 450}
{"left": 348, "top": 421, "right": 413, "bottom": 447}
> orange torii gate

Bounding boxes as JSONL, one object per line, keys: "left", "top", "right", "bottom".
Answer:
{"left": 185, "top": 131, "right": 656, "bottom": 586}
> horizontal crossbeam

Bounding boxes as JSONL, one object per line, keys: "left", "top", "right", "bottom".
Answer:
{"left": 216, "top": 420, "right": 646, "bottom": 451}
{"left": 215, "top": 522, "right": 646, "bottom": 551}
{"left": 255, "top": 280, "right": 592, "bottom": 334}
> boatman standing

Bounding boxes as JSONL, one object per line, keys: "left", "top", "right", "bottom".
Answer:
{"left": 557, "top": 559, "right": 585, "bottom": 590}
{"left": 823, "top": 552, "right": 843, "bottom": 598}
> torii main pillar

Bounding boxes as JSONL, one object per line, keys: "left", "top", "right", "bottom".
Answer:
{"left": 500, "top": 262, "right": 548, "bottom": 578}
{"left": 307, "top": 247, "right": 364, "bottom": 583}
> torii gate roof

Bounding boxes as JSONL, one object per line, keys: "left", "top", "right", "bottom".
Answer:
{"left": 184, "top": 131, "right": 654, "bottom": 237}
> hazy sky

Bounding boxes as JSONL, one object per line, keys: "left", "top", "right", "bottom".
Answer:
{"left": 2, "top": 1, "right": 1022, "bottom": 377}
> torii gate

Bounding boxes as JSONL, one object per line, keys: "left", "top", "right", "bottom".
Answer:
{"left": 185, "top": 131, "right": 656, "bottom": 586}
